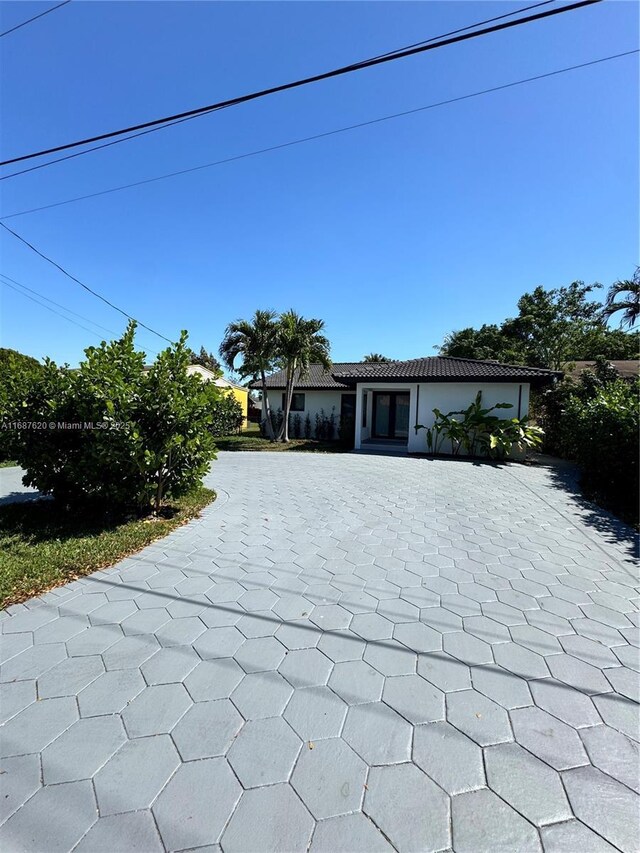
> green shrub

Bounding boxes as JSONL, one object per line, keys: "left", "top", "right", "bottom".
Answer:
{"left": 204, "top": 387, "right": 244, "bottom": 437}
{"left": 416, "top": 392, "right": 543, "bottom": 459}
{"left": 537, "top": 363, "right": 638, "bottom": 522}
{"left": 0, "top": 349, "right": 44, "bottom": 462}
{"left": 15, "top": 324, "right": 216, "bottom": 514}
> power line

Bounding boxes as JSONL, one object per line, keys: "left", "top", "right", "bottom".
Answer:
{"left": 0, "top": 0, "right": 71, "bottom": 38}
{"left": 0, "top": 0, "right": 555, "bottom": 181}
{"left": 0, "top": 272, "right": 119, "bottom": 336}
{"left": 2, "top": 48, "right": 635, "bottom": 222}
{"left": 0, "top": 272, "right": 160, "bottom": 353}
{"left": 0, "top": 0, "right": 603, "bottom": 170}
{"left": 1, "top": 278, "right": 119, "bottom": 342}
{"left": 0, "top": 222, "right": 174, "bottom": 343}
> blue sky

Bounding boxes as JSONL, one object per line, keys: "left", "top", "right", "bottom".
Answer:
{"left": 1, "top": 0, "right": 637, "bottom": 369}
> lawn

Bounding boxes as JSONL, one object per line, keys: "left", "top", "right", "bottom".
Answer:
{"left": 0, "top": 485, "right": 215, "bottom": 609}
{"left": 214, "top": 432, "right": 350, "bottom": 453}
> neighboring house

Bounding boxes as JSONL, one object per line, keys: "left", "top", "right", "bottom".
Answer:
{"left": 184, "top": 365, "right": 249, "bottom": 428}
{"left": 252, "top": 356, "right": 559, "bottom": 452}
{"left": 566, "top": 360, "right": 639, "bottom": 382}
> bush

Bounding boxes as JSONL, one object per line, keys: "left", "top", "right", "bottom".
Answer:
{"left": 204, "top": 387, "right": 244, "bottom": 437}
{"left": 15, "top": 324, "right": 216, "bottom": 514}
{"left": 536, "top": 362, "right": 638, "bottom": 522}
{"left": 0, "top": 349, "right": 44, "bottom": 462}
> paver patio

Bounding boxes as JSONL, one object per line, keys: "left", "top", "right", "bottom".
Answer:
{"left": 1, "top": 452, "right": 638, "bottom": 852}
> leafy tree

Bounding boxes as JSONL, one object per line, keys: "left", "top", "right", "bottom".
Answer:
{"left": 16, "top": 324, "right": 216, "bottom": 514}
{"left": 277, "top": 311, "right": 331, "bottom": 442}
{"left": 186, "top": 345, "right": 223, "bottom": 376}
{"left": 219, "top": 310, "right": 279, "bottom": 440}
{"left": 440, "top": 280, "right": 638, "bottom": 370}
{"left": 203, "top": 386, "right": 244, "bottom": 436}
{"left": 363, "top": 353, "right": 391, "bottom": 363}
{"left": 601, "top": 267, "right": 640, "bottom": 329}
{"left": 0, "top": 349, "right": 44, "bottom": 461}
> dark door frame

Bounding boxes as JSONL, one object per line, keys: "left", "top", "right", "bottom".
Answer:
{"left": 372, "top": 391, "right": 410, "bottom": 440}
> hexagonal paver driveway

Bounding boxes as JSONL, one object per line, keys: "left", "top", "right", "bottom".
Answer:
{"left": 1, "top": 452, "right": 639, "bottom": 852}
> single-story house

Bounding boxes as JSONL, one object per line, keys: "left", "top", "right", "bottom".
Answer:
{"left": 252, "top": 356, "right": 560, "bottom": 452}
{"left": 566, "top": 360, "right": 638, "bottom": 382}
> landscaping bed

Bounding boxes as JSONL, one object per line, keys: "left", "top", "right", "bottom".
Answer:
{"left": 0, "top": 485, "right": 215, "bottom": 609}
{"left": 214, "top": 432, "right": 350, "bottom": 453}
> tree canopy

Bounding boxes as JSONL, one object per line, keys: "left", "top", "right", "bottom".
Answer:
{"left": 439, "top": 280, "right": 639, "bottom": 370}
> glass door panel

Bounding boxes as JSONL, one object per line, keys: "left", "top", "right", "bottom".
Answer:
{"left": 374, "top": 394, "right": 391, "bottom": 437}
{"left": 394, "top": 394, "right": 410, "bottom": 438}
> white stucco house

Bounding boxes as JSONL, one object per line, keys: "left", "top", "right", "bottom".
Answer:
{"left": 252, "top": 356, "right": 560, "bottom": 453}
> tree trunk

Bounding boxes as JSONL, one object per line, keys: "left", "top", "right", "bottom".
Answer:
{"left": 278, "top": 361, "right": 296, "bottom": 442}
{"left": 260, "top": 370, "right": 275, "bottom": 441}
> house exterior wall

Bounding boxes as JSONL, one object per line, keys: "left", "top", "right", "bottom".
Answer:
{"left": 261, "top": 389, "right": 350, "bottom": 436}
{"left": 412, "top": 381, "right": 530, "bottom": 454}
{"left": 353, "top": 381, "right": 530, "bottom": 452}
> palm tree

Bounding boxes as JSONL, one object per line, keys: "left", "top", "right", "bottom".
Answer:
{"left": 277, "top": 310, "right": 331, "bottom": 442}
{"left": 219, "top": 310, "right": 278, "bottom": 439}
{"left": 601, "top": 268, "right": 640, "bottom": 329}
{"left": 363, "top": 353, "right": 390, "bottom": 363}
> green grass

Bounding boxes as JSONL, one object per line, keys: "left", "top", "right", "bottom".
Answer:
{"left": 0, "top": 485, "right": 215, "bottom": 609}
{"left": 214, "top": 432, "right": 350, "bottom": 453}
{"left": 0, "top": 460, "right": 18, "bottom": 468}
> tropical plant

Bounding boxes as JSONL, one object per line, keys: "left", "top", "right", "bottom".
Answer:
{"left": 276, "top": 311, "right": 331, "bottom": 442}
{"left": 600, "top": 268, "right": 640, "bottom": 329}
{"left": 292, "top": 413, "right": 302, "bottom": 439}
{"left": 16, "top": 324, "right": 216, "bottom": 515}
{"left": 203, "top": 387, "right": 244, "bottom": 437}
{"left": 219, "top": 310, "right": 279, "bottom": 440}
{"left": 363, "top": 353, "right": 391, "bottom": 363}
{"left": 304, "top": 412, "right": 312, "bottom": 439}
{"left": 415, "top": 392, "right": 543, "bottom": 459}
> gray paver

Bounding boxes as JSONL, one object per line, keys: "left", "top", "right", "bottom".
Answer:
{"left": 2, "top": 453, "right": 638, "bottom": 851}
{"left": 284, "top": 685, "right": 347, "bottom": 740}
{"left": 153, "top": 757, "right": 241, "bottom": 851}
{"left": 446, "top": 688, "right": 512, "bottom": 746}
{"left": 485, "top": 742, "right": 572, "bottom": 826}
{"left": 541, "top": 820, "right": 620, "bottom": 852}
{"left": 382, "top": 673, "right": 445, "bottom": 723}
{"left": 172, "top": 699, "right": 242, "bottom": 760}
{"left": 563, "top": 765, "right": 640, "bottom": 852}
{"left": 291, "top": 737, "right": 366, "bottom": 818}
{"left": 74, "top": 811, "right": 164, "bottom": 852}
{"left": 121, "top": 682, "right": 192, "bottom": 737}
{"left": 452, "top": 787, "right": 543, "bottom": 852}
{"left": 365, "top": 763, "right": 450, "bottom": 852}
{"left": 185, "top": 657, "right": 244, "bottom": 701}
{"left": 221, "top": 784, "right": 314, "bottom": 853}
{"left": 0, "top": 780, "right": 96, "bottom": 853}
{"left": 1, "top": 696, "right": 78, "bottom": 758}
{"left": 342, "top": 702, "right": 412, "bottom": 764}
{"left": 413, "top": 720, "right": 485, "bottom": 794}
{"left": 511, "top": 706, "right": 589, "bottom": 770}
{"left": 580, "top": 724, "right": 640, "bottom": 792}
{"left": 328, "top": 659, "right": 384, "bottom": 704}
{"left": 309, "top": 813, "right": 392, "bottom": 852}
{"left": 41, "top": 714, "right": 126, "bottom": 783}
{"left": 93, "top": 734, "right": 180, "bottom": 815}
{"left": 228, "top": 716, "right": 301, "bottom": 787}
{"left": 0, "top": 754, "right": 41, "bottom": 824}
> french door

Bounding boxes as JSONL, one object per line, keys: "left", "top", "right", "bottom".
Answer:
{"left": 372, "top": 392, "right": 410, "bottom": 440}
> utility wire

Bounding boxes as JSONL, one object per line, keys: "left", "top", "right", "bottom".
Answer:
{"left": 0, "top": 0, "right": 602, "bottom": 169}
{"left": 0, "top": 0, "right": 555, "bottom": 181}
{"left": 0, "top": 0, "right": 71, "bottom": 38}
{"left": 1, "top": 278, "right": 120, "bottom": 342}
{"left": 0, "top": 272, "right": 160, "bottom": 353}
{"left": 2, "top": 48, "right": 635, "bottom": 222}
{"left": 0, "top": 222, "right": 174, "bottom": 343}
{"left": 0, "top": 272, "right": 119, "bottom": 336}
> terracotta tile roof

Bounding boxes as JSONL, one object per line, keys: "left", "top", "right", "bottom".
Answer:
{"left": 251, "top": 357, "right": 560, "bottom": 389}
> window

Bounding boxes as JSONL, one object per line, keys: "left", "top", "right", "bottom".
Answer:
{"left": 362, "top": 393, "right": 368, "bottom": 428}
{"left": 282, "top": 392, "right": 305, "bottom": 412}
